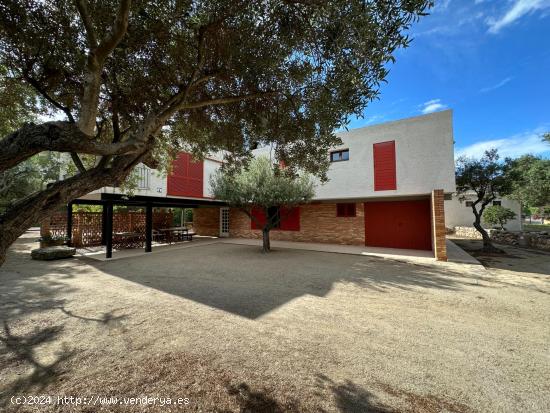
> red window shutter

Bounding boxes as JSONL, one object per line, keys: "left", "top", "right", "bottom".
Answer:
{"left": 373, "top": 141, "right": 396, "bottom": 191}
{"left": 250, "top": 208, "right": 267, "bottom": 230}
{"left": 280, "top": 206, "right": 300, "bottom": 231}
{"left": 167, "top": 152, "right": 204, "bottom": 197}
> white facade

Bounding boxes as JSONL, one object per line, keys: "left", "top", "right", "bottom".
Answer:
{"left": 314, "top": 110, "right": 455, "bottom": 200}
{"left": 445, "top": 194, "right": 523, "bottom": 231}
{"left": 82, "top": 110, "right": 455, "bottom": 202}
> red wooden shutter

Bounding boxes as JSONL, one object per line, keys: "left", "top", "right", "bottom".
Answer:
{"left": 250, "top": 208, "right": 267, "bottom": 229}
{"left": 280, "top": 206, "right": 300, "bottom": 231}
{"left": 373, "top": 141, "right": 396, "bottom": 191}
{"left": 167, "top": 152, "right": 204, "bottom": 197}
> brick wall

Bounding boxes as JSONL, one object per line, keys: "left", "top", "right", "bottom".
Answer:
{"left": 193, "top": 207, "right": 220, "bottom": 236}
{"left": 229, "top": 203, "right": 365, "bottom": 245}
{"left": 431, "top": 189, "right": 447, "bottom": 261}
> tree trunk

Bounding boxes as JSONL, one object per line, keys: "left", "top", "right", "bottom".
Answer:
{"left": 262, "top": 228, "right": 271, "bottom": 252}
{"left": 0, "top": 151, "right": 148, "bottom": 266}
{"left": 473, "top": 218, "right": 502, "bottom": 254}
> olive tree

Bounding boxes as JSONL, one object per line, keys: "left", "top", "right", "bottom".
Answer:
{"left": 483, "top": 205, "right": 516, "bottom": 230}
{"left": 210, "top": 156, "right": 314, "bottom": 252}
{"left": 0, "top": 0, "right": 430, "bottom": 265}
{"left": 455, "top": 149, "right": 513, "bottom": 252}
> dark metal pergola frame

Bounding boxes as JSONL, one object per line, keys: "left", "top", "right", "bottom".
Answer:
{"left": 68, "top": 193, "right": 225, "bottom": 259}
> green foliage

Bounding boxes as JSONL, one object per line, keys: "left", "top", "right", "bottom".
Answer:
{"left": 456, "top": 149, "right": 513, "bottom": 205}
{"left": 0, "top": 152, "right": 65, "bottom": 207}
{"left": 506, "top": 155, "right": 550, "bottom": 208}
{"left": 0, "top": 0, "right": 431, "bottom": 181}
{"left": 210, "top": 156, "right": 315, "bottom": 212}
{"left": 483, "top": 205, "right": 516, "bottom": 230}
{"left": 543, "top": 132, "right": 550, "bottom": 145}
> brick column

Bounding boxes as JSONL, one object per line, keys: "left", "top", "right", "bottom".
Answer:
{"left": 431, "top": 189, "right": 447, "bottom": 261}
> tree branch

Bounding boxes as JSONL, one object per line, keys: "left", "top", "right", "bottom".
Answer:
{"left": 74, "top": 0, "right": 98, "bottom": 48}
{"left": 179, "top": 91, "right": 278, "bottom": 111}
{"left": 77, "top": 0, "right": 131, "bottom": 135}
{"left": 23, "top": 75, "right": 75, "bottom": 123}
{"left": 0, "top": 122, "right": 144, "bottom": 173}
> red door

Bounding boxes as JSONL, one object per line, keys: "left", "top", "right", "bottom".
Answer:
{"left": 364, "top": 199, "right": 432, "bottom": 250}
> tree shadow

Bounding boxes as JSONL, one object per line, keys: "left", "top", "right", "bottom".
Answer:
{"left": 92, "top": 243, "right": 484, "bottom": 319}
{"left": 0, "top": 321, "right": 75, "bottom": 407}
{"left": 316, "top": 374, "right": 394, "bottom": 413}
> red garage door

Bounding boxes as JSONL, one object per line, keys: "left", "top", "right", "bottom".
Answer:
{"left": 364, "top": 199, "right": 432, "bottom": 250}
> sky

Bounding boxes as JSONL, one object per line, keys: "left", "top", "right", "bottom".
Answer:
{"left": 347, "top": 0, "right": 550, "bottom": 160}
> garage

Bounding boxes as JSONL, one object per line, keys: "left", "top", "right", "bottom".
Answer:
{"left": 364, "top": 199, "right": 432, "bottom": 250}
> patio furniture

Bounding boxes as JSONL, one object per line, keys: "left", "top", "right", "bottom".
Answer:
{"left": 159, "top": 227, "right": 192, "bottom": 243}
{"left": 113, "top": 232, "right": 145, "bottom": 249}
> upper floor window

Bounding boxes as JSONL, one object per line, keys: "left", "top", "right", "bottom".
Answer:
{"left": 330, "top": 149, "right": 349, "bottom": 162}
{"left": 135, "top": 166, "right": 150, "bottom": 189}
{"left": 336, "top": 203, "right": 356, "bottom": 217}
{"left": 493, "top": 200, "right": 502, "bottom": 206}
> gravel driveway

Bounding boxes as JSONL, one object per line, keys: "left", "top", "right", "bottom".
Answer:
{"left": 0, "top": 233, "right": 548, "bottom": 412}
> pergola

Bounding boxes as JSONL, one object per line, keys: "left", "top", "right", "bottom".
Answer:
{"left": 68, "top": 193, "right": 225, "bottom": 258}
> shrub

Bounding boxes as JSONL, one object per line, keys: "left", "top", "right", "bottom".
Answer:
{"left": 483, "top": 206, "right": 516, "bottom": 230}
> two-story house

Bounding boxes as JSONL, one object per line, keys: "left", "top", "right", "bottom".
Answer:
{"left": 79, "top": 110, "right": 455, "bottom": 260}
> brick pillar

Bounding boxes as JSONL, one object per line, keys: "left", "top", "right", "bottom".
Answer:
{"left": 431, "top": 189, "right": 447, "bottom": 261}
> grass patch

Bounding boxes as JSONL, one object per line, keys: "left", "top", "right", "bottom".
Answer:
{"left": 523, "top": 224, "right": 550, "bottom": 232}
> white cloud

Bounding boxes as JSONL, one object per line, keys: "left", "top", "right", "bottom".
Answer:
{"left": 419, "top": 99, "right": 447, "bottom": 114}
{"left": 480, "top": 76, "right": 513, "bottom": 93}
{"left": 487, "top": 0, "right": 550, "bottom": 34}
{"left": 455, "top": 128, "right": 550, "bottom": 159}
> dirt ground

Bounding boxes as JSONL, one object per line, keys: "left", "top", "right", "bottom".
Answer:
{"left": 0, "top": 232, "right": 549, "bottom": 412}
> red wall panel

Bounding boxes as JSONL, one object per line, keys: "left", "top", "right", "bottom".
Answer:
{"left": 373, "top": 141, "right": 397, "bottom": 191}
{"left": 167, "top": 152, "right": 204, "bottom": 198}
{"left": 250, "top": 206, "right": 300, "bottom": 231}
{"left": 364, "top": 199, "right": 432, "bottom": 250}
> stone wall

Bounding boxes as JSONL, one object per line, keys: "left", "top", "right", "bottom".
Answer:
{"left": 452, "top": 226, "right": 550, "bottom": 251}
{"left": 229, "top": 203, "right": 366, "bottom": 245}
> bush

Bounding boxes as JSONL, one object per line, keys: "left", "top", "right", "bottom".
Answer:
{"left": 483, "top": 205, "right": 516, "bottom": 230}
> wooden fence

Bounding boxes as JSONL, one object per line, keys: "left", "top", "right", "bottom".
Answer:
{"left": 44, "top": 210, "right": 174, "bottom": 248}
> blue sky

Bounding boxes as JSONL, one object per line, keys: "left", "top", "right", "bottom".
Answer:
{"left": 348, "top": 0, "right": 550, "bottom": 159}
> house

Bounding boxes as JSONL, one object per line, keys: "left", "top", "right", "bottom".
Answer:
{"left": 78, "top": 110, "right": 455, "bottom": 260}
{"left": 445, "top": 194, "right": 523, "bottom": 231}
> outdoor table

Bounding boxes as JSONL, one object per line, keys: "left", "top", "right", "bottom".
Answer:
{"left": 159, "top": 227, "right": 190, "bottom": 243}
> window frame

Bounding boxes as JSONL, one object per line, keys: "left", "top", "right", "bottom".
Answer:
{"left": 492, "top": 200, "right": 502, "bottom": 206}
{"left": 336, "top": 203, "right": 356, "bottom": 217}
{"left": 330, "top": 149, "right": 349, "bottom": 163}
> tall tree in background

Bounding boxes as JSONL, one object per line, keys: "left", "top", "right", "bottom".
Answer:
{"left": 210, "top": 156, "right": 314, "bottom": 252}
{"left": 506, "top": 155, "right": 550, "bottom": 209}
{"left": 0, "top": 0, "right": 431, "bottom": 265}
{"left": 455, "top": 149, "right": 513, "bottom": 252}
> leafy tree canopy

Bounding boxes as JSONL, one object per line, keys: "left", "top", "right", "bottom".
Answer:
{"left": 483, "top": 205, "right": 516, "bottom": 231}
{"left": 210, "top": 156, "right": 315, "bottom": 251}
{"left": 506, "top": 154, "right": 550, "bottom": 208}
{"left": 0, "top": 0, "right": 431, "bottom": 264}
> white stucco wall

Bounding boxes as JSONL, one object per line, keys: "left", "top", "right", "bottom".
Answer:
{"left": 202, "top": 158, "right": 222, "bottom": 198}
{"left": 445, "top": 194, "right": 523, "bottom": 231}
{"left": 314, "top": 110, "right": 455, "bottom": 200}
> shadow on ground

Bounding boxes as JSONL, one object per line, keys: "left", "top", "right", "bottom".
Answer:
{"left": 451, "top": 238, "right": 550, "bottom": 277}
{"left": 88, "top": 243, "right": 481, "bottom": 319}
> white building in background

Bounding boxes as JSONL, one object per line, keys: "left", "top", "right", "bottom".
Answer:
{"left": 445, "top": 194, "right": 523, "bottom": 231}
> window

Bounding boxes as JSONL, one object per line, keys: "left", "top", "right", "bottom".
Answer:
{"left": 493, "top": 200, "right": 502, "bottom": 206}
{"left": 465, "top": 201, "right": 473, "bottom": 207}
{"left": 135, "top": 166, "right": 150, "bottom": 189}
{"left": 330, "top": 149, "right": 349, "bottom": 162}
{"left": 267, "top": 206, "right": 280, "bottom": 228}
{"left": 336, "top": 203, "right": 356, "bottom": 217}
